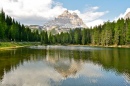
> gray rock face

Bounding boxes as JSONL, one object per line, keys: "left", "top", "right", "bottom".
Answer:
{"left": 43, "top": 10, "right": 87, "bottom": 33}
{"left": 124, "top": 12, "right": 130, "bottom": 19}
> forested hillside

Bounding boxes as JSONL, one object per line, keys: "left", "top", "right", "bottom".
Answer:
{"left": 0, "top": 9, "right": 43, "bottom": 42}
{"left": 48, "top": 18, "right": 130, "bottom": 46}
{"left": 1, "top": 9, "right": 130, "bottom": 46}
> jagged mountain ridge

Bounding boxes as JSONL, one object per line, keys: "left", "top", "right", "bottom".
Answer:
{"left": 124, "top": 12, "right": 130, "bottom": 19}
{"left": 43, "top": 10, "right": 87, "bottom": 34}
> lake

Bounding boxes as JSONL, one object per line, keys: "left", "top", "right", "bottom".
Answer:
{"left": 0, "top": 45, "right": 130, "bottom": 86}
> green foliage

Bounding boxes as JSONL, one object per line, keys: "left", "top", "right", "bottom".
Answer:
{"left": 81, "top": 29, "right": 86, "bottom": 45}
{"left": 1, "top": 9, "right": 130, "bottom": 46}
{"left": 126, "top": 18, "right": 130, "bottom": 44}
{"left": 102, "top": 21, "right": 113, "bottom": 45}
{"left": 0, "top": 9, "right": 42, "bottom": 42}
{"left": 47, "top": 17, "right": 130, "bottom": 46}
{"left": 74, "top": 29, "right": 81, "bottom": 44}
{"left": 0, "top": 9, "right": 5, "bottom": 22}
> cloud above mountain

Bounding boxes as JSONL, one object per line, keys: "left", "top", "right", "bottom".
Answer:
{"left": 69, "top": 7, "right": 109, "bottom": 27}
{"left": 0, "top": 0, "right": 108, "bottom": 27}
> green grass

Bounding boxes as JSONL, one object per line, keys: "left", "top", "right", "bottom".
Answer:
{"left": 0, "top": 42, "right": 40, "bottom": 49}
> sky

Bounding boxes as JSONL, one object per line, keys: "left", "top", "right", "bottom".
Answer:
{"left": 0, "top": 0, "right": 130, "bottom": 27}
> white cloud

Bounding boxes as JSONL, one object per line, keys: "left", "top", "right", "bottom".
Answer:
{"left": 1, "top": 59, "right": 104, "bottom": 86}
{"left": 69, "top": 7, "right": 108, "bottom": 27}
{"left": 0, "top": 0, "right": 66, "bottom": 25}
{"left": 1, "top": 61, "right": 63, "bottom": 86}
{"left": 0, "top": 0, "right": 108, "bottom": 27}
{"left": 86, "top": 19, "right": 104, "bottom": 28}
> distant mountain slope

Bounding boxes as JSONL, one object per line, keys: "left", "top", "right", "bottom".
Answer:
{"left": 43, "top": 10, "right": 87, "bottom": 34}
{"left": 124, "top": 12, "right": 130, "bottom": 19}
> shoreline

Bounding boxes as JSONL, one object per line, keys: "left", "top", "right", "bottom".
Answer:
{"left": 1, "top": 42, "right": 130, "bottom": 50}
{"left": 67, "top": 44, "right": 130, "bottom": 48}
{"left": 0, "top": 46, "right": 25, "bottom": 50}
{"left": 0, "top": 42, "right": 40, "bottom": 50}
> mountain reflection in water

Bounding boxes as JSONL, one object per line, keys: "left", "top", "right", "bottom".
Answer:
{"left": 0, "top": 46, "right": 130, "bottom": 86}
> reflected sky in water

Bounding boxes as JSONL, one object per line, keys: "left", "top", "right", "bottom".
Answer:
{"left": 30, "top": 45, "right": 105, "bottom": 51}
{"left": 0, "top": 46, "right": 130, "bottom": 86}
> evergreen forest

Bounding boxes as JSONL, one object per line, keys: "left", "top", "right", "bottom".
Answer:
{"left": 1, "top": 9, "right": 130, "bottom": 46}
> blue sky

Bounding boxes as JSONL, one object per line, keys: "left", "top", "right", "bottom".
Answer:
{"left": 55, "top": 0, "right": 130, "bottom": 20}
{"left": 0, "top": 0, "right": 130, "bottom": 27}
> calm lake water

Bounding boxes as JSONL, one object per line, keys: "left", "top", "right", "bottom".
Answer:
{"left": 0, "top": 45, "right": 130, "bottom": 86}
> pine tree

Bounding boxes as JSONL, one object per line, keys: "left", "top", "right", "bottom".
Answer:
{"left": 44, "top": 32, "right": 48, "bottom": 44}
{"left": 74, "top": 29, "right": 81, "bottom": 44}
{"left": 126, "top": 18, "right": 130, "bottom": 44}
{"left": 0, "top": 9, "right": 5, "bottom": 22}
{"left": 81, "top": 29, "right": 86, "bottom": 45}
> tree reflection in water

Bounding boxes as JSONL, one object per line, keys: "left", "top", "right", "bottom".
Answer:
{"left": 0, "top": 46, "right": 130, "bottom": 86}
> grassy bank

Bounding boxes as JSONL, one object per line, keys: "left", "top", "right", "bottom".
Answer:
{"left": 68, "top": 44, "right": 130, "bottom": 48}
{"left": 1, "top": 42, "right": 130, "bottom": 50}
{"left": 0, "top": 42, "right": 40, "bottom": 50}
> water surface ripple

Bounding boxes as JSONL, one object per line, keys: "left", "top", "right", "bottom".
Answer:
{"left": 0, "top": 46, "right": 130, "bottom": 86}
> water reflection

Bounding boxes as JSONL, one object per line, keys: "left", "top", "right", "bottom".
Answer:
{"left": 0, "top": 46, "right": 130, "bottom": 86}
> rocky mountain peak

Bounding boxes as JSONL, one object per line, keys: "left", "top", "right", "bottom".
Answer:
{"left": 43, "top": 10, "right": 87, "bottom": 34}
{"left": 58, "top": 10, "right": 79, "bottom": 19}
{"left": 58, "top": 10, "right": 71, "bottom": 18}
{"left": 63, "top": 10, "right": 69, "bottom": 14}
{"left": 124, "top": 12, "right": 130, "bottom": 19}
{"left": 72, "top": 12, "right": 78, "bottom": 16}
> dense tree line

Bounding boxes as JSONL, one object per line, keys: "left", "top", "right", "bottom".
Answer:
{"left": 48, "top": 18, "right": 130, "bottom": 46}
{"left": 48, "top": 28, "right": 91, "bottom": 45}
{"left": 0, "top": 9, "right": 47, "bottom": 42}
{"left": 1, "top": 9, "right": 130, "bottom": 46}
